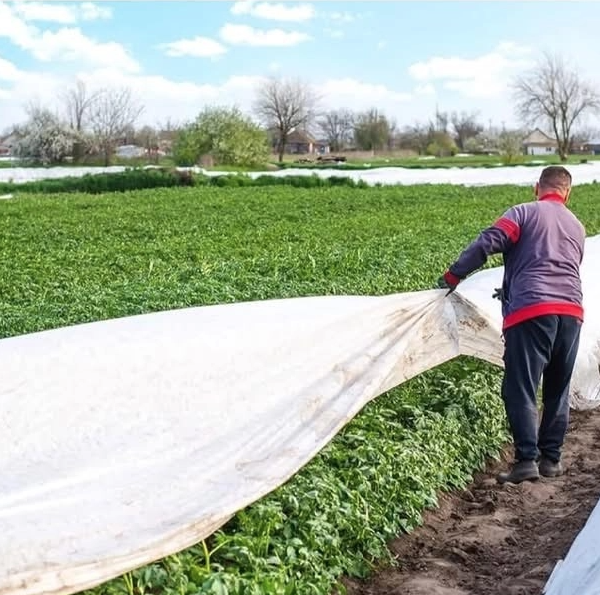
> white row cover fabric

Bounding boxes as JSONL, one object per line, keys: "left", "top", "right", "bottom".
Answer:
{"left": 1, "top": 236, "right": 599, "bottom": 595}
{"left": 2, "top": 160, "right": 600, "bottom": 186}
{"left": 544, "top": 496, "right": 600, "bottom": 594}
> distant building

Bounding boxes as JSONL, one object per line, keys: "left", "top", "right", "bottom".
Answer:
{"left": 582, "top": 139, "right": 600, "bottom": 155}
{"left": 115, "top": 144, "right": 146, "bottom": 158}
{"left": 270, "top": 129, "right": 330, "bottom": 155}
{"left": 157, "top": 129, "right": 177, "bottom": 155}
{"left": 522, "top": 128, "right": 558, "bottom": 156}
{"left": 0, "top": 133, "right": 18, "bottom": 156}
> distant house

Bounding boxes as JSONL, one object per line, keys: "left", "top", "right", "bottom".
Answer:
{"left": 0, "top": 133, "right": 17, "bottom": 156}
{"left": 157, "top": 129, "right": 177, "bottom": 155}
{"left": 271, "top": 129, "right": 330, "bottom": 155}
{"left": 582, "top": 139, "right": 600, "bottom": 155}
{"left": 522, "top": 128, "right": 558, "bottom": 156}
{"left": 115, "top": 144, "right": 146, "bottom": 158}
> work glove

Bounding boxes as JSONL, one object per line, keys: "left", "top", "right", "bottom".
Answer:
{"left": 436, "top": 272, "right": 459, "bottom": 294}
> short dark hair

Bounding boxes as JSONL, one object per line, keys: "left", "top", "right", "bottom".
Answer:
{"left": 539, "top": 165, "right": 572, "bottom": 190}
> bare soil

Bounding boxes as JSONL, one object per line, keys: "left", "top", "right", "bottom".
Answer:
{"left": 343, "top": 409, "right": 600, "bottom": 595}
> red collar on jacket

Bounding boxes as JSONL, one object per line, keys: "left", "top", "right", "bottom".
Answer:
{"left": 538, "top": 192, "right": 566, "bottom": 204}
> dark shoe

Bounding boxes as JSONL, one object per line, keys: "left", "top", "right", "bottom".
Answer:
{"left": 539, "top": 456, "right": 563, "bottom": 477}
{"left": 497, "top": 460, "right": 539, "bottom": 484}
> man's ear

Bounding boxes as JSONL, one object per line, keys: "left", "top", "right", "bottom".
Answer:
{"left": 564, "top": 187, "right": 572, "bottom": 203}
{"left": 534, "top": 182, "right": 539, "bottom": 198}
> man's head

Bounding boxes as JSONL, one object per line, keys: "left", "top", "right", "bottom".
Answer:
{"left": 535, "top": 165, "right": 572, "bottom": 203}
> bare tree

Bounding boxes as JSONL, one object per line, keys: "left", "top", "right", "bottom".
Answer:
{"left": 432, "top": 108, "right": 449, "bottom": 134}
{"left": 253, "top": 77, "right": 319, "bottom": 162}
{"left": 512, "top": 52, "right": 600, "bottom": 161}
{"left": 89, "top": 87, "right": 144, "bottom": 166}
{"left": 134, "top": 125, "right": 159, "bottom": 163}
{"left": 62, "top": 80, "right": 99, "bottom": 132}
{"left": 60, "top": 80, "right": 101, "bottom": 162}
{"left": 136, "top": 125, "right": 158, "bottom": 147}
{"left": 398, "top": 122, "right": 430, "bottom": 155}
{"left": 451, "top": 111, "right": 484, "bottom": 151}
{"left": 317, "top": 109, "right": 354, "bottom": 152}
{"left": 387, "top": 117, "right": 398, "bottom": 150}
{"left": 498, "top": 129, "right": 526, "bottom": 164}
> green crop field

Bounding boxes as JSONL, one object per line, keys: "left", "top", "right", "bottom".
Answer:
{"left": 1, "top": 184, "right": 598, "bottom": 595}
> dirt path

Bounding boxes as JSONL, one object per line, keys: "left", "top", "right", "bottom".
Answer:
{"left": 343, "top": 409, "right": 600, "bottom": 595}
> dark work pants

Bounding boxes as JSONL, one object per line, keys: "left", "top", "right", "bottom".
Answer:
{"left": 501, "top": 314, "right": 582, "bottom": 463}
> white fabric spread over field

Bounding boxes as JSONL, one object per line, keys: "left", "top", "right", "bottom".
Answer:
{"left": 1, "top": 235, "right": 599, "bottom": 595}
{"left": 544, "top": 496, "right": 600, "bottom": 594}
{"left": 1, "top": 160, "right": 600, "bottom": 186}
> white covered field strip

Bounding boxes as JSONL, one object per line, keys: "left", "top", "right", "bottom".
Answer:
{"left": 1, "top": 160, "right": 600, "bottom": 186}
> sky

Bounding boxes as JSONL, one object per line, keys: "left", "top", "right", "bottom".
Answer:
{"left": 1, "top": 0, "right": 600, "bottom": 133}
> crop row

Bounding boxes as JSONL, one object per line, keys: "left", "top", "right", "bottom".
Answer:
{"left": 1, "top": 185, "right": 597, "bottom": 594}
{"left": 0, "top": 168, "right": 371, "bottom": 195}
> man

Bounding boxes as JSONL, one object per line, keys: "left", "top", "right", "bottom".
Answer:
{"left": 438, "top": 165, "right": 585, "bottom": 484}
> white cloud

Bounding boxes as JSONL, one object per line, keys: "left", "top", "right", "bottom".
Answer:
{"left": 159, "top": 36, "right": 227, "bottom": 58}
{"left": 12, "top": 2, "right": 78, "bottom": 24}
{"left": 79, "top": 2, "right": 112, "bottom": 21}
{"left": 0, "top": 2, "right": 39, "bottom": 46}
{"left": 11, "top": 2, "right": 112, "bottom": 24}
{"left": 74, "top": 69, "right": 266, "bottom": 127}
{"left": 377, "top": 41, "right": 386, "bottom": 50}
{"left": 0, "top": 2, "right": 138, "bottom": 73}
{"left": 0, "top": 65, "right": 75, "bottom": 129}
{"left": 231, "top": 1, "right": 315, "bottom": 22}
{"left": 0, "top": 65, "right": 423, "bottom": 133}
{"left": 0, "top": 61, "right": 264, "bottom": 130}
{"left": 0, "top": 40, "right": 535, "bottom": 137}
{"left": 0, "top": 56, "right": 21, "bottom": 82}
{"left": 408, "top": 42, "right": 534, "bottom": 98}
{"left": 414, "top": 83, "right": 436, "bottom": 96}
{"left": 0, "top": 64, "right": 528, "bottom": 134}
{"left": 320, "top": 78, "right": 412, "bottom": 109}
{"left": 220, "top": 23, "right": 311, "bottom": 46}
{"left": 34, "top": 28, "right": 140, "bottom": 72}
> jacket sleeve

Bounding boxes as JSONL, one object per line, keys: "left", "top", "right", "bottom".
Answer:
{"left": 578, "top": 222, "right": 586, "bottom": 264}
{"left": 443, "top": 208, "right": 522, "bottom": 286}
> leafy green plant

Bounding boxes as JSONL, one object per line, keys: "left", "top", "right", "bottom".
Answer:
{"left": 0, "top": 168, "right": 193, "bottom": 194}
{"left": 0, "top": 170, "right": 371, "bottom": 194}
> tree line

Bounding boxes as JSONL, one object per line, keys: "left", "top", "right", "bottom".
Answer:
{"left": 4, "top": 51, "right": 600, "bottom": 167}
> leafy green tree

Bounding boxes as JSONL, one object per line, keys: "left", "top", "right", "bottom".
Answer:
{"left": 426, "top": 131, "right": 457, "bottom": 157}
{"left": 174, "top": 106, "right": 269, "bottom": 167}
{"left": 353, "top": 108, "right": 390, "bottom": 151}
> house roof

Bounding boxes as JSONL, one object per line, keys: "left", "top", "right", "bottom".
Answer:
{"left": 287, "top": 129, "right": 316, "bottom": 144}
{"left": 158, "top": 130, "right": 178, "bottom": 141}
{"left": 0, "top": 134, "right": 17, "bottom": 147}
{"left": 522, "top": 128, "right": 557, "bottom": 146}
{"left": 584, "top": 138, "right": 600, "bottom": 146}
